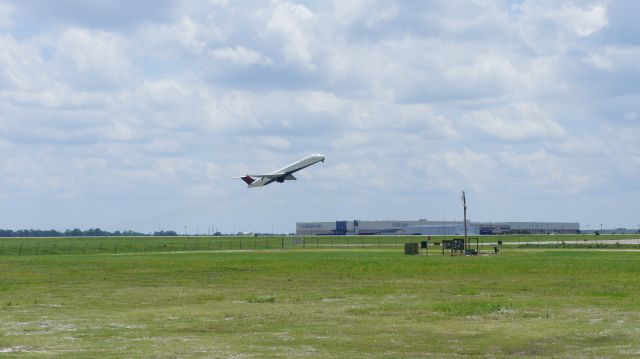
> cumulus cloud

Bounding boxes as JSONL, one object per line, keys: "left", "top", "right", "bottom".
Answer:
{"left": 497, "top": 149, "right": 591, "bottom": 194}
{"left": 427, "top": 148, "right": 497, "bottom": 192}
{"left": 47, "top": 27, "right": 134, "bottom": 90}
{"left": 0, "top": 2, "right": 15, "bottom": 29}
{"left": 13, "top": 0, "right": 178, "bottom": 29}
{"left": 513, "top": 2, "right": 608, "bottom": 52}
{"left": 261, "top": 0, "right": 316, "bottom": 68}
{"left": 209, "top": 46, "right": 273, "bottom": 66}
{"left": 463, "top": 103, "right": 565, "bottom": 141}
{"left": 0, "top": 0, "right": 637, "bottom": 231}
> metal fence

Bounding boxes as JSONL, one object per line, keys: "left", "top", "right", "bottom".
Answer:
{"left": 0, "top": 234, "right": 638, "bottom": 256}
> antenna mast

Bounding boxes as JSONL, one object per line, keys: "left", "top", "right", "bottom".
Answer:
{"left": 462, "top": 191, "right": 468, "bottom": 251}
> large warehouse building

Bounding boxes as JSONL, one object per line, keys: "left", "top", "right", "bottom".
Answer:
{"left": 296, "top": 220, "right": 580, "bottom": 236}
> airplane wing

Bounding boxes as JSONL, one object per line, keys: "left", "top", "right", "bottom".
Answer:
{"left": 246, "top": 173, "right": 286, "bottom": 178}
{"left": 246, "top": 173, "right": 297, "bottom": 180}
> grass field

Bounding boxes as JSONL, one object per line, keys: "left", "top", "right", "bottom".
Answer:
{"left": 1, "top": 234, "right": 639, "bottom": 257}
{"left": 2, "top": 247, "right": 640, "bottom": 357}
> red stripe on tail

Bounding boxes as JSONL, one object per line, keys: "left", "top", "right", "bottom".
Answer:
{"left": 241, "top": 176, "right": 255, "bottom": 185}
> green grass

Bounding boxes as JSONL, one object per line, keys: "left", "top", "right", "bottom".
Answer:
{"left": 2, "top": 249, "right": 640, "bottom": 357}
{"left": 1, "top": 234, "right": 638, "bottom": 257}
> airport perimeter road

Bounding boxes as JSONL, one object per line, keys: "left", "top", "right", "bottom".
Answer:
{"left": 492, "top": 238, "right": 640, "bottom": 246}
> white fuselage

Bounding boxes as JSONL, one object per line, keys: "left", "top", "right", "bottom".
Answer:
{"left": 243, "top": 154, "right": 325, "bottom": 188}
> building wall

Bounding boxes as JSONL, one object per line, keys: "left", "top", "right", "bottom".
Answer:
{"left": 296, "top": 221, "right": 339, "bottom": 235}
{"left": 405, "top": 224, "right": 480, "bottom": 236}
{"left": 296, "top": 220, "right": 580, "bottom": 235}
{"left": 482, "top": 222, "right": 580, "bottom": 234}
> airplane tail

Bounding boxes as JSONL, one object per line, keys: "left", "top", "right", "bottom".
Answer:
{"left": 241, "top": 176, "right": 255, "bottom": 185}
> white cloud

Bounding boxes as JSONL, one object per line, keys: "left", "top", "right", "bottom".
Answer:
{"left": 134, "top": 15, "right": 222, "bottom": 61}
{"left": 514, "top": 2, "right": 608, "bottom": 53}
{"left": 570, "top": 4, "right": 608, "bottom": 36}
{"left": 427, "top": 148, "right": 497, "bottom": 192}
{"left": 0, "top": 34, "right": 49, "bottom": 90}
{"left": 47, "top": 27, "right": 133, "bottom": 90}
{"left": 262, "top": 0, "right": 316, "bottom": 68}
{"left": 0, "top": 0, "right": 638, "bottom": 230}
{"left": 0, "top": 2, "right": 15, "bottom": 29}
{"left": 209, "top": 46, "right": 273, "bottom": 66}
{"left": 332, "top": 0, "right": 398, "bottom": 27}
{"left": 257, "top": 135, "right": 291, "bottom": 150}
{"left": 170, "top": 16, "right": 207, "bottom": 54}
{"left": 497, "top": 149, "right": 591, "bottom": 194}
{"left": 144, "top": 139, "right": 182, "bottom": 154}
{"left": 294, "top": 91, "right": 344, "bottom": 115}
{"left": 72, "top": 157, "right": 108, "bottom": 171}
{"left": 463, "top": 103, "right": 564, "bottom": 141}
{"left": 583, "top": 46, "right": 640, "bottom": 71}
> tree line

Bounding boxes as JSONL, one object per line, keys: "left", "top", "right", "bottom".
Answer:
{"left": 0, "top": 229, "right": 178, "bottom": 237}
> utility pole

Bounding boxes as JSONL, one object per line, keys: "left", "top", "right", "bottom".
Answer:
{"left": 462, "top": 191, "right": 468, "bottom": 251}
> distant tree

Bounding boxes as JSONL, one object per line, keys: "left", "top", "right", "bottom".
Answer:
{"left": 0, "top": 228, "right": 148, "bottom": 237}
{"left": 153, "top": 230, "right": 178, "bottom": 236}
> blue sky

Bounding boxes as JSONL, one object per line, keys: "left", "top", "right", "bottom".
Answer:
{"left": 0, "top": 0, "right": 638, "bottom": 233}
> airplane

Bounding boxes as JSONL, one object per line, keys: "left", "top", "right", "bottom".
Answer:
{"left": 238, "top": 154, "right": 325, "bottom": 188}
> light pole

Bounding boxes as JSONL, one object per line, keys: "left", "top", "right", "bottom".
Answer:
{"left": 461, "top": 191, "right": 468, "bottom": 251}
